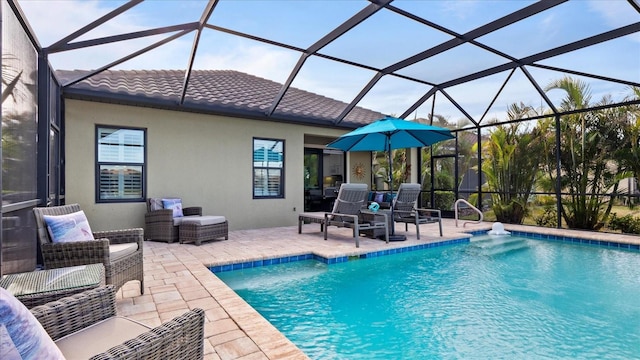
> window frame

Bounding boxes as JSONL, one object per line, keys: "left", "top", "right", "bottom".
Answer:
{"left": 253, "top": 137, "right": 285, "bottom": 199}
{"left": 95, "top": 125, "right": 147, "bottom": 203}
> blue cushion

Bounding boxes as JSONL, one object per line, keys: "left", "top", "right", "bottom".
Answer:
{"left": 0, "top": 287, "right": 65, "bottom": 359}
{"left": 374, "top": 192, "right": 384, "bottom": 203}
{"left": 43, "top": 210, "right": 95, "bottom": 243}
{"left": 0, "top": 325, "right": 21, "bottom": 359}
{"left": 384, "top": 193, "right": 397, "bottom": 203}
{"left": 162, "top": 198, "right": 183, "bottom": 218}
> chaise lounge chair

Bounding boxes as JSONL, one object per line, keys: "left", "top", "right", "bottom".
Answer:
{"left": 33, "top": 204, "right": 144, "bottom": 294}
{"left": 392, "top": 183, "right": 443, "bottom": 239}
{"left": 323, "top": 183, "right": 389, "bottom": 247}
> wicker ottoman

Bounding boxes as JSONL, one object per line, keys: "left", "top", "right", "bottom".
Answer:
{"left": 179, "top": 216, "right": 228, "bottom": 245}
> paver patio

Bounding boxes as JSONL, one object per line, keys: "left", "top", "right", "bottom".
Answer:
{"left": 115, "top": 219, "right": 640, "bottom": 360}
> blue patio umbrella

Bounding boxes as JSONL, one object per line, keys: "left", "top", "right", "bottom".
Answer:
{"left": 326, "top": 116, "right": 454, "bottom": 240}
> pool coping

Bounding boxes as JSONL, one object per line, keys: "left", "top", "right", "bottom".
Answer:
{"left": 210, "top": 228, "right": 639, "bottom": 274}
{"left": 124, "top": 221, "right": 640, "bottom": 359}
{"left": 208, "top": 225, "right": 640, "bottom": 359}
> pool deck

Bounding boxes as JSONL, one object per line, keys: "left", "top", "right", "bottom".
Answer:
{"left": 115, "top": 219, "right": 640, "bottom": 360}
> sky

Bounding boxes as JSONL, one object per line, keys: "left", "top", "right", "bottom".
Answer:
{"left": 16, "top": 0, "right": 640, "bottom": 125}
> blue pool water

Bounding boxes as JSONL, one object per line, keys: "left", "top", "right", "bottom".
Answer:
{"left": 217, "top": 235, "right": 640, "bottom": 359}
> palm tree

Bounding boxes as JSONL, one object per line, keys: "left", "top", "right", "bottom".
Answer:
{"left": 419, "top": 114, "right": 457, "bottom": 209}
{"left": 544, "top": 76, "right": 625, "bottom": 229}
{"left": 617, "top": 87, "right": 640, "bottom": 205}
{"left": 474, "top": 103, "right": 545, "bottom": 223}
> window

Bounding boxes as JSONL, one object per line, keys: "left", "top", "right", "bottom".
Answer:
{"left": 96, "top": 126, "right": 146, "bottom": 202}
{"left": 253, "top": 138, "right": 284, "bottom": 198}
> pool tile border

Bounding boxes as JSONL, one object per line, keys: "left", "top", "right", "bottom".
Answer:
{"left": 357, "top": 238, "right": 468, "bottom": 258}
{"left": 466, "top": 229, "right": 640, "bottom": 252}
{"left": 209, "top": 237, "right": 470, "bottom": 273}
{"left": 209, "top": 230, "right": 638, "bottom": 274}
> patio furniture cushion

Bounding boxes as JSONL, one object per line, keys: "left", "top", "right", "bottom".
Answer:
{"left": 0, "top": 325, "right": 21, "bottom": 359}
{"left": 30, "top": 285, "right": 205, "bottom": 360}
{"left": 43, "top": 210, "right": 95, "bottom": 243}
{"left": 55, "top": 316, "right": 149, "bottom": 359}
{"left": 149, "top": 198, "right": 164, "bottom": 211}
{"left": 179, "top": 218, "right": 229, "bottom": 245}
{"left": 162, "top": 198, "right": 184, "bottom": 217}
{"left": 171, "top": 215, "right": 202, "bottom": 226}
{"left": 34, "top": 204, "right": 145, "bottom": 295}
{"left": 145, "top": 198, "right": 203, "bottom": 243}
{"left": 181, "top": 215, "right": 226, "bottom": 226}
{"left": 109, "top": 242, "right": 139, "bottom": 261}
{"left": 0, "top": 287, "right": 65, "bottom": 359}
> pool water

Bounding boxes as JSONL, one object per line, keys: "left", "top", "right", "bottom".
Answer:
{"left": 217, "top": 235, "right": 640, "bottom": 359}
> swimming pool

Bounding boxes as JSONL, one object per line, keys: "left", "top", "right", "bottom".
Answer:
{"left": 217, "top": 234, "right": 640, "bottom": 359}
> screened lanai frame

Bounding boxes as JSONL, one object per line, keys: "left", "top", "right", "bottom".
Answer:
{"left": 15, "top": 0, "right": 640, "bottom": 123}
{"left": 2, "top": 0, "right": 640, "bottom": 274}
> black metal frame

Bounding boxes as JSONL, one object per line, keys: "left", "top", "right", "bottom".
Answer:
{"left": 94, "top": 125, "right": 147, "bottom": 204}
{"left": 252, "top": 137, "right": 286, "bottom": 200}
{"left": 1, "top": 0, "right": 639, "bottom": 262}
{"left": 1, "top": 0, "right": 629, "bottom": 128}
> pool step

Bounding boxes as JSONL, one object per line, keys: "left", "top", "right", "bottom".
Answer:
{"left": 466, "top": 236, "right": 529, "bottom": 257}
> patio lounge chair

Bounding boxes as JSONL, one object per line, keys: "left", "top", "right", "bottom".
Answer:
{"left": 392, "top": 183, "right": 443, "bottom": 239}
{"left": 144, "top": 197, "right": 203, "bottom": 243}
{"left": 33, "top": 204, "right": 144, "bottom": 294}
{"left": 323, "top": 183, "right": 389, "bottom": 247}
{"left": 24, "top": 285, "right": 204, "bottom": 359}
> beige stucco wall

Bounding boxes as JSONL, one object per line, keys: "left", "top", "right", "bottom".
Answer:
{"left": 347, "top": 151, "right": 372, "bottom": 185}
{"left": 64, "top": 99, "right": 354, "bottom": 231}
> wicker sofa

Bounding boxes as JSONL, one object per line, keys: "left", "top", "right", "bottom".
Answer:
{"left": 144, "top": 198, "right": 203, "bottom": 243}
{"left": 33, "top": 204, "right": 144, "bottom": 295}
{"left": 30, "top": 285, "right": 205, "bottom": 359}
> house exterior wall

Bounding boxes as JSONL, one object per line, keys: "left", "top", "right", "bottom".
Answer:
{"left": 347, "top": 151, "right": 371, "bottom": 185}
{"left": 64, "top": 99, "right": 350, "bottom": 231}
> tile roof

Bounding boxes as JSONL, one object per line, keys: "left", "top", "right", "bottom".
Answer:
{"left": 56, "top": 69, "right": 386, "bottom": 128}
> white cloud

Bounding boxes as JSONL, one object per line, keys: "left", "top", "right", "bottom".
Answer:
{"left": 588, "top": 0, "right": 640, "bottom": 43}
{"left": 195, "top": 43, "right": 298, "bottom": 84}
{"left": 588, "top": 0, "right": 640, "bottom": 28}
{"left": 19, "top": 0, "right": 180, "bottom": 71}
{"left": 439, "top": 0, "right": 479, "bottom": 21}
{"left": 18, "top": 0, "right": 146, "bottom": 47}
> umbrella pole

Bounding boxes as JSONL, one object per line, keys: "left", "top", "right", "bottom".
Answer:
{"left": 387, "top": 139, "right": 406, "bottom": 241}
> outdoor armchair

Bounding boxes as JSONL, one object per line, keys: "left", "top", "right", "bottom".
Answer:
{"left": 144, "top": 197, "right": 202, "bottom": 243}
{"left": 33, "top": 204, "right": 144, "bottom": 294}
{"left": 324, "top": 183, "right": 389, "bottom": 247}
{"left": 30, "top": 285, "right": 205, "bottom": 360}
{"left": 392, "top": 183, "right": 443, "bottom": 239}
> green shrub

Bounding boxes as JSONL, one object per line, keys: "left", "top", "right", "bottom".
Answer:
{"left": 434, "top": 191, "right": 455, "bottom": 210}
{"left": 534, "top": 195, "right": 556, "bottom": 206}
{"left": 535, "top": 206, "right": 558, "bottom": 228}
{"left": 608, "top": 213, "right": 640, "bottom": 234}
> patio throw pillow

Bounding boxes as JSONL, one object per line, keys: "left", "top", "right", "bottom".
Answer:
{"left": 43, "top": 210, "right": 95, "bottom": 243}
{"left": 0, "top": 287, "right": 65, "bottom": 360}
{"left": 162, "top": 198, "right": 183, "bottom": 218}
{"left": 384, "top": 193, "right": 397, "bottom": 204}
{"left": 149, "top": 198, "right": 164, "bottom": 211}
